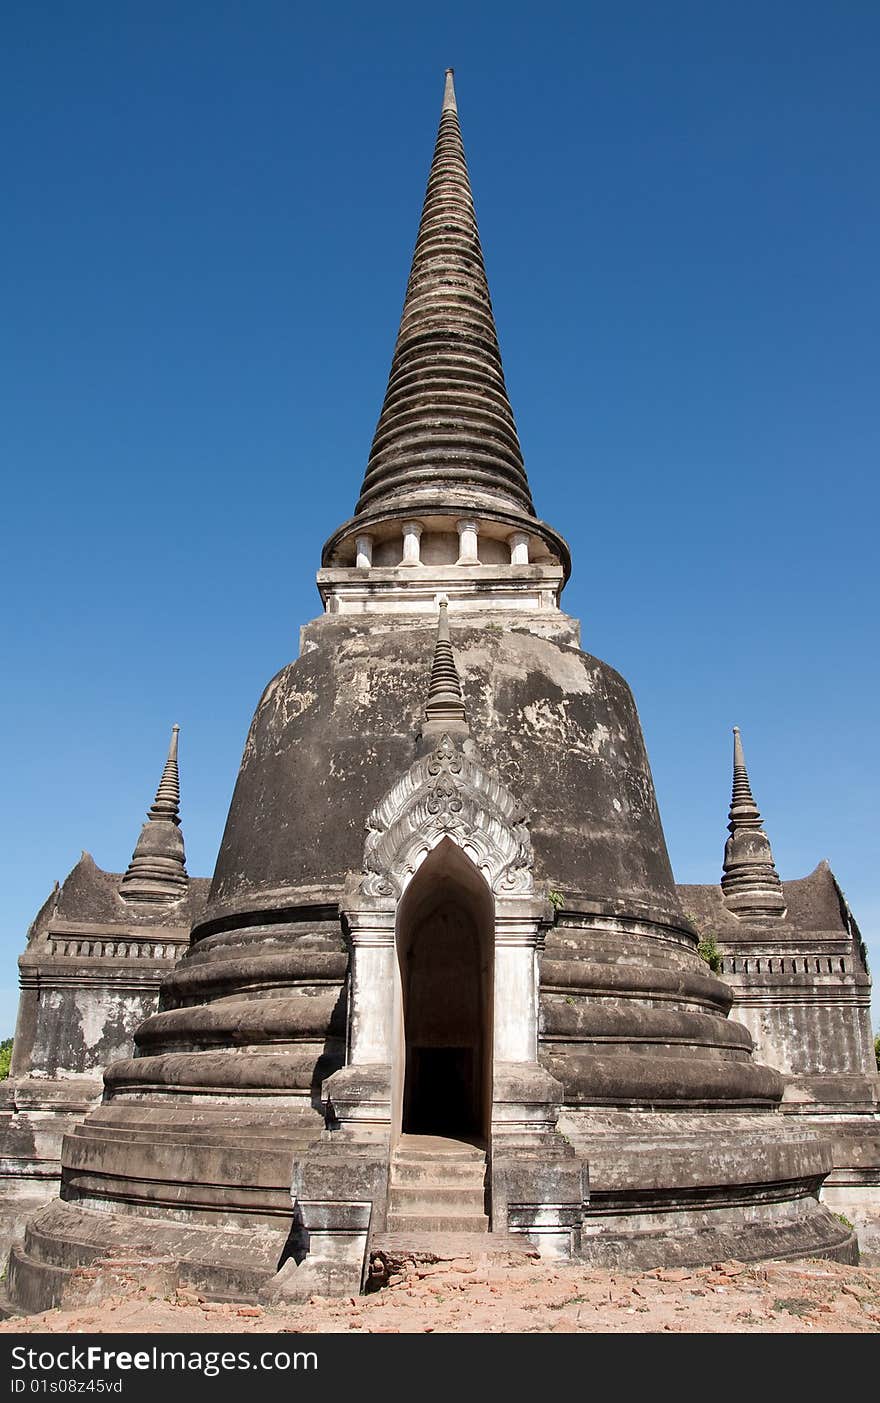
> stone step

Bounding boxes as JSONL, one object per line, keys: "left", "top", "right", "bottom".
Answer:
{"left": 393, "top": 1135, "right": 485, "bottom": 1163}
{"left": 385, "top": 1212, "right": 489, "bottom": 1234}
{"left": 391, "top": 1158, "right": 487, "bottom": 1186}
{"left": 393, "top": 1148, "right": 484, "bottom": 1164}
{"left": 389, "top": 1176, "right": 485, "bottom": 1197}
{"left": 387, "top": 1136, "right": 489, "bottom": 1233}
{"left": 388, "top": 1185, "right": 487, "bottom": 1215}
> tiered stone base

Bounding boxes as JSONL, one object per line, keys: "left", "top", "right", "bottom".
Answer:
{"left": 781, "top": 1077, "right": 880, "bottom": 1263}
{"left": 559, "top": 1110, "right": 856, "bottom": 1268}
{"left": 7, "top": 1099, "right": 328, "bottom": 1314}
{"left": 0, "top": 1078, "right": 102, "bottom": 1270}
{"left": 8, "top": 1199, "right": 293, "bottom": 1314}
{"left": 10, "top": 1107, "right": 855, "bottom": 1314}
{"left": 5, "top": 888, "right": 861, "bottom": 1312}
{"left": 533, "top": 905, "right": 858, "bottom": 1268}
{"left": 6, "top": 903, "right": 348, "bottom": 1314}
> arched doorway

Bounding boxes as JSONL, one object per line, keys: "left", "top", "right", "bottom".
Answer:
{"left": 395, "top": 839, "right": 494, "bottom": 1142}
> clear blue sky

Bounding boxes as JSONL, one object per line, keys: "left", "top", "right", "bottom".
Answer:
{"left": 2, "top": 1, "right": 878, "bottom": 1034}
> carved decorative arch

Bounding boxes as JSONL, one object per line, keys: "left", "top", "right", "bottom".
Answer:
{"left": 361, "top": 733, "right": 533, "bottom": 899}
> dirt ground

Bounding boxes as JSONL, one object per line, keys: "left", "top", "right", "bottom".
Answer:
{"left": 2, "top": 1255, "right": 879, "bottom": 1334}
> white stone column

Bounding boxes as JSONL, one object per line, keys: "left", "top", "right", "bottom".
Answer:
{"left": 400, "top": 520, "right": 423, "bottom": 566}
{"left": 508, "top": 530, "right": 530, "bottom": 566}
{"left": 354, "top": 533, "right": 374, "bottom": 569}
{"left": 456, "top": 517, "right": 480, "bottom": 565}
{"left": 493, "top": 902, "right": 543, "bottom": 1063}
{"left": 346, "top": 908, "right": 397, "bottom": 1064}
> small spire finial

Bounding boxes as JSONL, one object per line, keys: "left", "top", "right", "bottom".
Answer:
{"left": 720, "top": 726, "right": 785, "bottom": 918}
{"left": 148, "top": 724, "right": 181, "bottom": 823}
{"left": 424, "top": 601, "right": 467, "bottom": 729}
{"left": 120, "top": 725, "right": 188, "bottom": 903}
{"left": 442, "top": 68, "right": 457, "bottom": 114}
{"left": 437, "top": 595, "right": 451, "bottom": 641}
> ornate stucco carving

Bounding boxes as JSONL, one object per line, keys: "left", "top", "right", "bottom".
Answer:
{"left": 362, "top": 733, "right": 533, "bottom": 898}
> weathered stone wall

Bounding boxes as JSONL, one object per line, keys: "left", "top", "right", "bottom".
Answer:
{"left": 15, "top": 963, "right": 179, "bottom": 1084}
{"left": 681, "top": 867, "right": 875, "bottom": 1082}
{"left": 681, "top": 868, "right": 880, "bottom": 1259}
{"left": 11, "top": 854, "right": 202, "bottom": 1082}
{"left": 730, "top": 995, "right": 874, "bottom": 1078}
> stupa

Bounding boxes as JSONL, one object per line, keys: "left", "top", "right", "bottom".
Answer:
{"left": 5, "top": 70, "right": 862, "bottom": 1309}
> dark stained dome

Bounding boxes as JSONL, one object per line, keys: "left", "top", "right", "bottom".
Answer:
{"left": 203, "top": 617, "right": 685, "bottom": 932}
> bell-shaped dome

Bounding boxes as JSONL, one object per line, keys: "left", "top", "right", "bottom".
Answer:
{"left": 205, "top": 615, "right": 683, "bottom": 932}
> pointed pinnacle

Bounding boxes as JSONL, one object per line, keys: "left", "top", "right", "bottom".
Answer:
{"left": 149, "top": 724, "right": 181, "bottom": 824}
{"left": 442, "top": 67, "right": 457, "bottom": 113}
{"left": 721, "top": 725, "right": 785, "bottom": 917}
{"left": 424, "top": 599, "right": 467, "bottom": 725}
{"left": 729, "top": 725, "right": 760, "bottom": 827}
{"left": 120, "top": 725, "right": 188, "bottom": 903}
{"left": 353, "top": 68, "right": 535, "bottom": 523}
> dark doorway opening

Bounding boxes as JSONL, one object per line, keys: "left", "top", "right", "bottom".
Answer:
{"left": 405, "top": 1047, "right": 475, "bottom": 1137}
{"left": 396, "top": 840, "right": 493, "bottom": 1142}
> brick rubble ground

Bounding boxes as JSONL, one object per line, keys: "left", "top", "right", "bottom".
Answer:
{"left": 2, "top": 1256, "right": 879, "bottom": 1334}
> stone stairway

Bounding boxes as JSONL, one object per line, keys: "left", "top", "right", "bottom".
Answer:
{"left": 386, "top": 1135, "right": 489, "bottom": 1234}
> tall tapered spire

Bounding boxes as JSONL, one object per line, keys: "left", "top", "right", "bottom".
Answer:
{"left": 320, "top": 70, "right": 571, "bottom": 600}
{"left": 120, "top": 726, "right": 188, "bottom": 903}
{"left": 353, "top": 69, "right": 535, "bottom": 523}
{"left": 423, "top": 599, "right": 468, "bottom": 730}
{"left": 720, "top": 727, "right": 785, "bottom": 917}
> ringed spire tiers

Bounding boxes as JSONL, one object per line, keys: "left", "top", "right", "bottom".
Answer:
{"left": 321, "top": 70, "right": 570, "bottom": 599}
{"left": 355, "top": 65, "right": 533, "bottom": 521}
{"left": 423, "top": 598, "right": 468, "bottom": 731}
{"left": 720, "top": 726, "right": 786, "bottom": 917}
{"left": 120, "top": 725, "right": 188, "bottom": 903}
